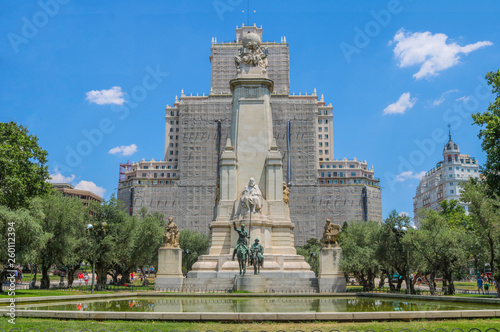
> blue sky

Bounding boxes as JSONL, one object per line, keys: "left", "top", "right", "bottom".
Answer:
{"left": 1, "top": 0, "right": 499, "bottom": 219}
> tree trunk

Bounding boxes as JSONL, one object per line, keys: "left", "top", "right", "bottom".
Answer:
{"left": 40, "top": 264, "right": 51, "bottom": 289}
{"left": 446, "top": 271, "right": 455, "bottom": 295}
{"left": 66, "top": 264, "right": 79, "bottom": 288}
{"left": 378, "top": 272, "right": 386, "bottom": 289}
{"left": 429, "top": 270, "right": 437, "bottom": 295}
{"left": 95, "top": 266, "right": 107, "bottom": 291}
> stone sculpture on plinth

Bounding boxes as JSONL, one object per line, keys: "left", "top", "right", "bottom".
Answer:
{"left": 155, "top": 217, "right": 183, "bottom": 290}
{"left": 318, "top": 219, "right": 347, "bottom": 293}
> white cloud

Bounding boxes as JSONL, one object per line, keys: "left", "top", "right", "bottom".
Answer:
{"left": 383, "top": 92, "right": 416, "bottom": 115}
{"left": 75, "top": 181, "right": 106, "bottom": 198}
{"left": 432, "top": 89, "right": 459, "bottom": 106}
{"left": 86, "top": 86, "right": 125, "bottom": 105}
{"left": 396, "top": 170, "right": 426, "bottom": 182}
{"left": 456, "top": 96, "right": 471, "bottom": 103}
{"left": 391, "top": 29, "right": 492, "bottom": 79}
{"left": 48, "top": 168, "right": 75, "bottom": 183}
{"left": 399, "top": 211, "right": 410, "bottom": 217}
{"left": 108, "top": 144, "right": 138, "bottom": 156}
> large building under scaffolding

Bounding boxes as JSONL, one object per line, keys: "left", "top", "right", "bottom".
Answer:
{"left": 117, "top": 25, "right": 382, "bottom": 245}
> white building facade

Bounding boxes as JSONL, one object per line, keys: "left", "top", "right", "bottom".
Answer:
{"left": 413, "top": 134, "right": 480, "bottom": 218}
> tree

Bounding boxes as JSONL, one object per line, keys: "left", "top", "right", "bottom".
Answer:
{"left": 0, "top": 204, "right": 46, "bottom": 292}
{"left": 472, "top": 70, "right": 500, "bottom": 196}
{"left": 339, "top": 221, "right": 380, "bottom": 291}
{"left": 405, "top": 209, "right": 468, "bottom": 295}
{"left": 132, "top": 208, "right": 165, "bottom": 285}
{"left": 376, "top": 210, "right": 417, "bottom": 292}
{"left": 86, "top": 195, "right": 134, "bottom": 291}
{"left": 0, "top": 122, "right": 51, "bottom": 209}
{"left": 179, "top": 229, "right": 210, "bottom": 274}
{"left": 296, "top": 238, "right": 321, "bottom": 276}
{"left": 30, "top": 192, "right": 87, "bottom": 289}
{"left": 461, "top": 179, "right": 500, "bottom": 298}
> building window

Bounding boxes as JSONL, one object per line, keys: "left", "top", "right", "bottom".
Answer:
{"left": 339, "top": 165, "right": 343, "bottom": 168}
{"left": 321, "top": 172, "right": 325, "bottom": 177}
{"left": 324, "top": 127, "right": 328, "bottom": 132}
{"left": 325, "top": 134, "right": 328, "bottom": 139}
{"left": 167, "top": 173, "right": 170, "bottom": 178}
{"left": 332, "top": 165, "right": 337, "bottom": 168}
{"left": 325, "top": 142, "right": 328, "bottom": 147}
{"left": 450, "top": 190, "right": 454, "bottom": 194}
{"left": 349, "top": 165, "right": 355, "bottom": 168}
{"left": 326, "top": 165, "right": 330, "bottom": 168}
{"left": 324, "top": 110, "right": 328, "bottom": 115}
{"left": 319, "top": 142, "right": 322, "bottom": 147}
{"left": 340, "top": 172, "right": 344, "bottom": 177}
{"left": 325, "top": 149, "right": 329, "bottom": 154}
{"left": 450, "top": 182, "right": 453, "bottom": 186}
{"left": 325, "top": 119, "right": 328, "bottom": 124}
{"left": 449, "top": 167, "right": 452, "bottom": 170}
{"left": 333, "top": 172, "right": 337, "bottom": 176}
{"left": 319, "top": 150, "right": 323, "bottom": 154}
{"left": 318, "top": 120, "right": 322, "bottom": 124}
{"left": 318, "top": 127, "right": 322, "bottom": 132}
{"left": 318, "top": 134, "right": 322, "bottom": 139}
{"left": 351, "top": 172, "right": 356, "bottom": 177}
{"left": 320, "top": 165, "right": 324, "bottom": 169}
{"left": 154, "top": 173, "right": 158, "bottom": 178}
{"left": 143, "top": 166, "right": 149, "bottom": 169}
{"left": 142, "top": 173, "right": 147, "bottom": 177}
{"left": 161, "top": 166, "right": 165, "bottom": 169}
{"left": 334, "top": 180, "right": 338, "bottom": 184}
{"left": 170, "top": 128, "right": 173, "bottom": 132}
{"left": 448, "top": 156, "right": 452, "bottom": 162}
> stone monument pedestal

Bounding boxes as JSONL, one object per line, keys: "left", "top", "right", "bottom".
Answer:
{"left": 234, "top": 274, "right": 266, "bottom": 293}
{"left": 155, "top": 247, "right": 184, "bottom": 290}
{"left": 318, "top": 246, "right": 346, "bottom": 293}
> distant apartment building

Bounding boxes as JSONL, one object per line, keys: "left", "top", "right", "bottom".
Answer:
{"left": 52, "top": 183, "right": 102, "bottom": 206}
{"left": 413, "top": 133, "right": 480, "bottom": 218}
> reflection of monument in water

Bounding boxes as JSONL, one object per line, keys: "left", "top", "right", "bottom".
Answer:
{"left": 187, "top": 30, "right": 315, "bottom": 285}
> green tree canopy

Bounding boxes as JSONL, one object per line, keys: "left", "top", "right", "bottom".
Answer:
{"left": 339, "top": 220, "right": 381, "bottom": 291}
{"left": 472, "top": 70, "right": 500, "bottom": 196}
{"left": 179, "top": 229, "right": 210, "bottom": 274}
{"left": 0, "top": 122, "right": 51, "bottom": 209}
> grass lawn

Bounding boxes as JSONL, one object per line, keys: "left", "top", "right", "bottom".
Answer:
{"left": 5, "top": 318, "right": 500, "bottom": 331}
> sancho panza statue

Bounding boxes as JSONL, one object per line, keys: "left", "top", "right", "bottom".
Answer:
{"left": 163, "top": 217, "right": 180, "bottom": 248}
{"left": 320, "top": 219, "right": 341, "bottom": 248}
{"left": 240, "top": 177, "right": 262, "bottom": 213}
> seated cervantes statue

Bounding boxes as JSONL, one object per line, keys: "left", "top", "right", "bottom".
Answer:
{"left": 163, "top": 216, "right": 180, "bottom": 248}
{"left": 240, "top": 177, "right": 262, "bottom": 214}
{"left": 320, "top": 219, "right": 341, "bottom": 248}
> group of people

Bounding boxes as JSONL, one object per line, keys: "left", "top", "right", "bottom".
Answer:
{"left": 477, "top": 274, "right": 496, "bottom": 293}
{"left": 77, "top": 272, "right": 90, "bottom": 286}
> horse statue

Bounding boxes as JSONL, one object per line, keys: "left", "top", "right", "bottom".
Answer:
{"left": 235, "top": 245, "right": 248, "bottom": 275}
{"left": 249, "top": 238, "right": 264, "bottom": 275}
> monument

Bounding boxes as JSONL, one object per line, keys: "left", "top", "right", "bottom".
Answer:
{"left": 155, "top": 217, "right": 183, "bottom": 290}
{"left": 186, "top": 31, "right": 315, "bottom": 291}
{"left": 318, "top": 219, "right": 346, "bottom": 293}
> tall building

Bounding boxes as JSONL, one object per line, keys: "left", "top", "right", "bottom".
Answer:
{"left": 413, "top": 132, "right": 480, "bottom": 218}
{"left": 117, "top": 25, "right": 382, "bottom": 245}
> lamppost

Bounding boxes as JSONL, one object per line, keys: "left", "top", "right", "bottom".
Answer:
{"left": 86, "top": 222, "right": 107, "bottom": 294}
{"left": 182, "top": 249, "right": 190, "bottom": 276}
{"left": 393, "top": 225, "right": 410, "bottom": 294}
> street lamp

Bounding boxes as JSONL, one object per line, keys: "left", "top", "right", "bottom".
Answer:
{"left": 87, "top": 222, "right": 107, "bottom": 294}
{"left": 393, "top": 225, "right": 410, "bottom": 294}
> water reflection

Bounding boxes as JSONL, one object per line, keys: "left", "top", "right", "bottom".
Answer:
{"left": 19, "top": 297, "right": 496, "bottom": 313}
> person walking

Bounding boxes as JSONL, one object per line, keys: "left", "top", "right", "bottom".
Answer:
{"left": 78, "top": 272, "right": 84, "bottom": 286}
{"left": 477, "top": 275, "right": 484, "bottom": 294}
{"left": 84, "top": 273, "right": 89, "bottom": 286}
